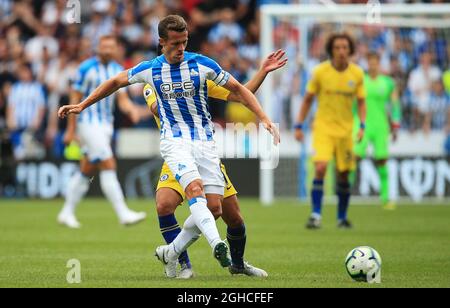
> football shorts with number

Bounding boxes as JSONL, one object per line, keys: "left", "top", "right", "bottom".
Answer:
{"left": 157, "top": 162, "right": 238, "bottom": 202}
{"left": 353, "top": 74, "right": 399, "bottom": 160}
{"left": 307, "top": 61, "right": 366, "bottom": 172}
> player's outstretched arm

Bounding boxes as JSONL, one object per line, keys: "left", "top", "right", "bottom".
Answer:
{"left": 223, "top": 75, "right": 280, "bottom": 145}
{"left": 294, "top": 92, "right": 315, "bottom": 142}
{"left": 227, "top": 49, "right": 287, "bottom": 102}
{"left": 58, "top": 70, "right": 130, "bottom": 119}
{"left": 63, "top": 90, "right": 82, "bottom": 145}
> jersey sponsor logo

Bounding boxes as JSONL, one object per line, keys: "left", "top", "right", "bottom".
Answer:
{"left": 325, "top": 90, "right": 354, "bottom": 98}
{"left": 160, "top": 174, "right": 169, "bottom": 182}
{"left": 160, "top": 81, "right": 196, "bottom": 100}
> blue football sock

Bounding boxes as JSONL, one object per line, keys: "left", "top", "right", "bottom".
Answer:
{"left": 311, "top": 179, "right": 324, "bottom": 217}
{"left": 159, "top": 214, "right": 191, "bottom": 268}
{"left": 337, "top": 182, "right": 351, "bottom": 221}
{"left": 227, "top": 224, "right": 246, "bottom": 269}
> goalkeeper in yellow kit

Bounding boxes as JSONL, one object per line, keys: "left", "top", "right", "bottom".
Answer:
{"left": 295, "top": 33, "right": 367, "bottom": 229}
{"left": 146, "top": 50, "right": 287, "bottom": 278}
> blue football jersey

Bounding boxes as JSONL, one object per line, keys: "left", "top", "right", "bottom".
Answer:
{"left": 73, "top": 57, "right": 123, "bottom": 125}
{"left": 128, "top": 52, "right": 230, "bottom": 141}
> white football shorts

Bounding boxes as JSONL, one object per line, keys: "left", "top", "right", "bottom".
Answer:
{"left": 77, "top": 122, "right": 114, "bottom": 163}
{"left": 160, "top": 138, "right": 225, "bottom": 195}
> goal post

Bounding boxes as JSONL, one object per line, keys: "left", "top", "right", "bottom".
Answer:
{"left": 259, "top": 3, "right": 450, "bottom": 205}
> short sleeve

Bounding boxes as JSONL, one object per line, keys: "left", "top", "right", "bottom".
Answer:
{"left": 306, "top": 68, "right": 320, "bottom": 94}
{"left": 356, "top": 69, "right": 366, "bottom": 99}
{"left": 207, "top": 80, "right": 230, "bottom": 101}
{"left": 143, "top": 84, "right": 157, "bottom": 108}
{"left": 73, "top": 65, "right": 90, "bottom": 93}
{"left": 128, "top": 61, "right": 152, "bottom": 85}
{"left": 196, "top": 55, "right": 230, "bottom": 86}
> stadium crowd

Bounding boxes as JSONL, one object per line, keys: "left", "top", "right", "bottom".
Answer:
{"left": 0, "top": 0, "right": 449, "bottom": 166}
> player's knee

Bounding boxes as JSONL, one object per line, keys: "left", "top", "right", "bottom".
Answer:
{"left": 337, "top": 171, "right": 350, "bottom": 183}
{"left": 315, "top": 165, "right": 327, "bottom": 179}
{"left": 186, "top": 180, "right": 204, "bottom": 198}
{"left": 156, "top": 199, "right": 177, "bottom": 217}
{"left": 375, "top": 159, "right": 387, "bottom": 166}
{"left": 225, "top": 214, "right": 244, "bottom": 229}
{"left": 210, "top": 205, "right": 222, "bottom": 220}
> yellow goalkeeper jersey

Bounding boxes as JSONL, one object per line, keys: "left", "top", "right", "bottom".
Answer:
{"left": 307, "top": 61, "right": 366, "bottom": 137}
{"left": 143, "top": 81, "right": 230, "bottom": 129}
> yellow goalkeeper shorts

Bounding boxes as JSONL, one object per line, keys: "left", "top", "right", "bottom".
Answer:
{"left": 156, "top": 162, "right": 238, "bottom": 201}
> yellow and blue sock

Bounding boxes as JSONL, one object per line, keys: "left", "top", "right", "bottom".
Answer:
{"left": 159, "top": 214, "right": 191, "bottom": 268}
{"left": 227, "top": 224, "right": 246, "bottom": 269}
{"left": 337, "top": 182, "right": 351, "bottom": 221}
{"left": 311, "top": 179, "right": 324, "bottom": 218}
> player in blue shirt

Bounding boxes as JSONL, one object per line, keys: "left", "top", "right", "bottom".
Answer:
{"left": 58, "top": 16, "right": 280, "bottom": 278}
{"left": 58, "top": 35, "right": 147, "bottom": 229}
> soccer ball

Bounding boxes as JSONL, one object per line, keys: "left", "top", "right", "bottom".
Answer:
{"left": 345, "top": 246, "right": 382, "bottom": 283}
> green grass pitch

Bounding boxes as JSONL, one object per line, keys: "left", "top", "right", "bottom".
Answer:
{"left": 0, "top": 198, "right": 449, "bottom": 288}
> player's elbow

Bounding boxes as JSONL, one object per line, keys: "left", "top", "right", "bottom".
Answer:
{"left": 111, "top": 71, "right": 130, "bottom": 89}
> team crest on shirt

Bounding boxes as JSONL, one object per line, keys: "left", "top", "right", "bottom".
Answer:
{"left": 144, "top": 88, "right": 153, "bottom": 99}
{"left": 160, "top": 174, "right": 169, "bottom": 182}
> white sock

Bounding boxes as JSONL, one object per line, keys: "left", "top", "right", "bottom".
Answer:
{"left": 169, "top": 215, "right": 201, "bottom": 260}
{"left": 188, "top": 197, "right": 222, "bottom": 249}
{"left": 100, "top": 170, "right": 131, "bottom": 219}
{"left": 60, "top": 172, "right": 90, "bottom": 216}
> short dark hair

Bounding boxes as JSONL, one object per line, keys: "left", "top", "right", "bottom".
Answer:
{"left": 99, "top": 35, "right": 118, "bottom": 43}
{"left": 158, "top": 15, "right": 188, "bottom": 40}
{"left": 325, "top": 33, "right": 355, "bottom": 58}
{"left": 367, "top": 51, "right": 380, "bottom": 61}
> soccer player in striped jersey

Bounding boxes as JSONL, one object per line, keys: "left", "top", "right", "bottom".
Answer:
{"left": 58, "top": 16, "right": 280, "bottom": 276}
{"left": 145, "top": 49, "right": 287, "bottom": 278}
{"left": 353, "top": 52, "right": 401, "bottom": 210}
{"left": 57, "top": 35, "right": 147, "bottom": 229}
{"left": 295, "top": 33, "right": 367, "bottom": 229}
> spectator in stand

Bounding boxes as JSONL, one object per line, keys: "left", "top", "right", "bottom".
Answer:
{"left": 426, "top": 80, "right": 450, "bottom": 131}
{"left": 407, "top": 51, "right": 442, "bottom": 132}
{"left": 82, "top": 0, "right": 115, "bottom": 50}
{"left": 208, "top": 8, "right": 243, "bottom": 44}
{"left": 6, "top": 63, "right": 46, "bottom": 160}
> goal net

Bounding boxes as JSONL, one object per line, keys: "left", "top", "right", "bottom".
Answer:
{"left": 259, "top": 3, "right": 450, "bottom": 204}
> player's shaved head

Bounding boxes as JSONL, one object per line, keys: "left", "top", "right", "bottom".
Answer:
{"left": 158, "top": 15, "right": 188, "bottom": 40}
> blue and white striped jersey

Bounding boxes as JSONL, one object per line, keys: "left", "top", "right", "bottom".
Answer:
{"left": 73, "top": 57, "right": 123, "bottom": 125}
{"left": 7, "top": 81, "right": 46, "bottom": 129}
{"left": 128, "top": 52, "right": 230, "bottom": 141}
